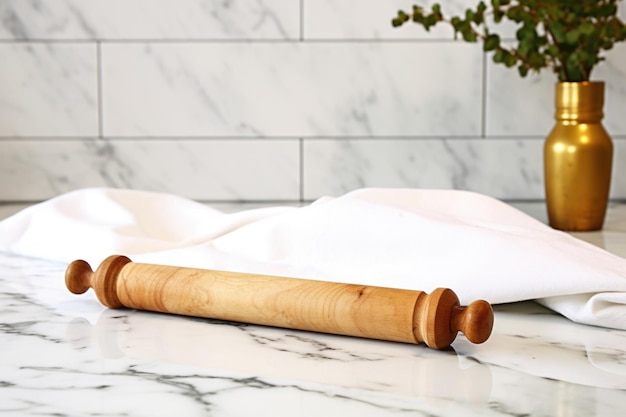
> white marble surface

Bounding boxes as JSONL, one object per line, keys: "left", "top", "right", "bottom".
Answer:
{"left": 1, "top": 202, "right": 626, "bottom": 416}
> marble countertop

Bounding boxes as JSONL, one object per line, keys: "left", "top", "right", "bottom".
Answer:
{"left": 1, "top": 202, "right": 626, "bottom": 416}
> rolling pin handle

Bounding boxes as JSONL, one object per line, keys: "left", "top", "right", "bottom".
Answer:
{"left": 451, "top": 300, "right": 494, "bottom": 345}
{"left": 65, "top": 255, "right": 130, "bottom": 309}
{"left": 417, "top": 288, "right": 493, "bottom": 349}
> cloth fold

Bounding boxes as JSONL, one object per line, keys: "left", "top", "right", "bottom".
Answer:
{"left": 1, "top": 187, "right": 625, "bottom": 330}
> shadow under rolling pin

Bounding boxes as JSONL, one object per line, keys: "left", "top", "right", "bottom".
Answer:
{"left": 65, "top": 255, "right": 494, "bottom": 349}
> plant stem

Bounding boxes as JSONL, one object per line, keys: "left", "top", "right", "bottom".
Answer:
{"left": 542, "top": 22, "right": 570, "bottom": 81}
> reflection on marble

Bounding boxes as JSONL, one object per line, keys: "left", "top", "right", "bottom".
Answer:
{"left": 0, "top": 0, "right": 298, "bottom": 40}
{"left": 0, "top": 43, "right": 98, "bottom": 137}
{"left": 0, "top": 139, "right": 300, "bottom": 201}
{"left": 569, "top": 204, "right": 626, "bottom": 256}
{"left": 2, "top": 249, "right": 626, "bottom": 416}
{"left": 101, "top": 42, "right": 482, "bottom": 137}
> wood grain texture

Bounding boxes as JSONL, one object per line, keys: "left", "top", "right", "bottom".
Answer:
{"left": 66, "top": 255, "right": 494, "bottom": 349}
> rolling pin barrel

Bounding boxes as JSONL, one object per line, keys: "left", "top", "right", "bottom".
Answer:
{"left": 65, "top": 255, "right": 493, "bottom": 349}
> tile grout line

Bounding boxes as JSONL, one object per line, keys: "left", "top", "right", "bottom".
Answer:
{"left": 481, "top": 51, "right": 487, "bottom": 138}
{"left": 97, "top": 41, "right": 104, "bottom": 138}
{"left": 0, "top": 38, "right": 464, "bottom": 44}
{"left": 299, "top": 138, "right": 305, "bottom": 202}
{"left": 300, "top": 0, "right": 305, "bottom": 41}
{"left": 4, "top": 135, "right": 623, "bottom": 141}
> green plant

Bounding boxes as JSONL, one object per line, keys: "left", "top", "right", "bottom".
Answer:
{"left": 392, "top": 0, "right": 626, "bottom": 81}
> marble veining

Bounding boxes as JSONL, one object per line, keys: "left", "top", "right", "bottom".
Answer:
{"left": 1, "top": 247, "right": 626, "bottom": 416}
{"left": 0, "top": 0, "right": 299, "bottom": 40}
{"left": 303, "top": 0, "right": 470, "bottom": 40}
{"left": 1, "top": 1, "right": 625, "bottom": 203}
{"left": 304, "top": 137, "right": 626, "bottom": 200}
{"left": 303, "top": 138, "right": 546, "bottom": 200}
{"left": 0, "top": 43, "right": 98, "bottom": 137}
{"left": 0, "top": 139, "right": 300, "bottom": 201}
{"left": 486, "top": 43, "right": 626, "bottom": 137}
{"left": 101, "top": 42, "right": 482, "bottom": 137}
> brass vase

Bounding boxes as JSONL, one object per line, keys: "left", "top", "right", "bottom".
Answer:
{"left": 544, "top": 81, "right": 613, "bottom": 231}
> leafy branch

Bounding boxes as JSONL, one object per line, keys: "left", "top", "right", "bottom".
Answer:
{"left": 392, "top": 0, "right": 626, "bottom": 81}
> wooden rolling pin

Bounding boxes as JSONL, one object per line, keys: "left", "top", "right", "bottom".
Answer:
{"left": 65, "top": 255, "right": 494, "bottom": 349}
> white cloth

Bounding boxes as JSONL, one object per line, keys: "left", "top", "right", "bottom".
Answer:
{"left": 1, "top": 187, "right": 625, "bottom": 330}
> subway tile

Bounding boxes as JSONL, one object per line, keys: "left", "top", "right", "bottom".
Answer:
{"left": 102, "top": 42, "right": 483, "bottom": 137}
{"left": 613, "top": 138, "right": 626, "bottom": 199}
{"left": 0, "top": 139, "right": 300, "bottom": 201}
{"left": 594, "top": 43, "right": 626, "bottom": 137}
{"left": 304, "top": 0, "right": 471, "bottom": 40}
{"left": 0, "top": 43, "right": 98, "bottom": 137}
{"left": 303, "top": 138, "right": 545, "bottom": 200}
{"left": 303, "top": 137, "right": 626, "bottom": 201}
{"left": 485, "top": 43, "right": 626, "bottom": 137}
{"left": 0, "top": 0, "right": 299, "bottom": 40}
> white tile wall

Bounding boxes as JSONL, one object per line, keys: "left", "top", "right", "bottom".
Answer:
{"left": 303, "top": 138, "right": 545, "bottom": 199}
{"left": 486, "top": 43, "right": 626, "bottom": 137}
{"left": 0, "top": 0, "right": 624, "bottom": 202}
{"left": 0, "top": 139, "right": 300, "bottom": 201}
{"left": 101, "top": 42, "right": 482, "bottom": 137}
{"left": 0, "top": 0, "right": 299, "bottom": 39}
{"left": 0, "top": 43, "right": 98, "bottom": 136}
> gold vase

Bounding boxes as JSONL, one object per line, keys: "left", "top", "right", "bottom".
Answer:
{"left": 544, "top": 81, "right": 613, "bottom": 231}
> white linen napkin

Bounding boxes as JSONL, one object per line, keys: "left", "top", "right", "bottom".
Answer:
{"left": 1, "top": 187, "right": 625, "bottom": 330}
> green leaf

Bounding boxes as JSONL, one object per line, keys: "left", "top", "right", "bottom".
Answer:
{"left": 565, "top": 28, "right": 581, "bottom": 44}
{"left": 518, "top": 65, "right": 529, "bottom": 77}
{"left": 431, "top": 3, "right": 444, "bottom": 21}
{"left": 412, "top": 13, "right": 425, "bottom": 25}
{"left": 579, "top": 21, "right": 596, "bottom": 36}
{"left": 493, "top": 9, "right": 504, "bottom": 23}
{"left": 546, "top": 45, "right": 560, "bottom": 58}
{"left": 528, "top": 51, "right": 546, "bottom": 68}
{"left": 516, "top": 24, "right": 536, "bottom": 41}
{"left": 483, "top": 34, "right": 500, "bottom": 51}
{"left": 391, "top": 10, "right": 410, "bottom": 27}
{"left": 473, "top": 3, "right": 486, "bottom": 24}
{"left": 504, "top": 52, "right": 517, "bottom": 67}
{"left": 451, "top": 16, "right": 462, "bottom": 29}
{"left": 493, "top": 49, "right": 506, "bottom": 63}
{"left": 506, "top": 6, "right": 524, "bottom": 22}
{"left": 462, "top": 31, "right": 478, "bottom": 42}
{"left": 517, "top": 39, "right": 532, "bottom": 56}
{"left": 597, "top": 3, "right": 617, "bottom": 17}
{"left": 548, "top": 22, "right": 567, "bottom": 44}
